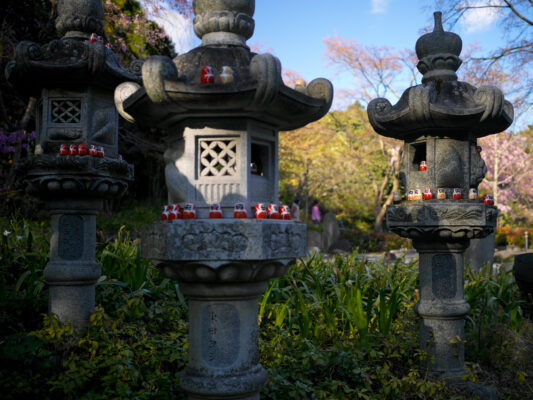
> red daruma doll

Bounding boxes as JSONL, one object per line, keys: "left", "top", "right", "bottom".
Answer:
{"left": 169, "top": 204, "right": 182, "bottom": 220}
{"left": 89, "top": 144, "right": 97, "bottom": 156}
{"left": 183, "top": 203, "right": 196, "bottom": 219}
{"left": 200, "top": 66, "right": 215, "bottom": 84}
{"left": 267, "top": 203, "right": 280, "bottom": 219}
{"left": 78, "top": 143, "right": 87, "bottom": 156}
{"left": 423, "top": 188, "right": 433, "bottom": 200}
{"left": 209, "top": 203, "right": 223, "bottom": 219}
{"left": 59, "top": 144, "right": 68, "bottom": 156}
{"left": 280, "top": 205, "right": 291, "bottom": 220}
{"left": 419, "top": 161, "right": 427, "bottom": 171}
{"left": 483, "top": 194, "right": 494, "bottom": 205}
{"left": 254, "top": 203, "right": 267, "bottom": 219}
{"left": 97, "top": 146, "right": 105, "bottom": 158}
{"left": 234, "top": 202, "right": 248, "bottom": 218}
{"left": 453, "top": 188, "right": 462, "bottom": 200}
{"left": 161, "top": 206, "right": 170, "bottom": 221}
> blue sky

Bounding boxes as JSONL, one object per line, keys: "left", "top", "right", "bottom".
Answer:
{"left": 146, "top": 0, "right": 511, "bottom": 108}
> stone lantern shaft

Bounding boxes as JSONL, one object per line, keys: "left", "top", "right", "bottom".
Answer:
{"left": 115, "top": 0, "right": 333, "bottom": 398}
{"left": 368, "top": 12, "right": 513, "bottom": 377}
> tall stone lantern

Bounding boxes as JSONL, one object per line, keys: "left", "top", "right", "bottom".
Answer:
{"left": 6, "top": 0, "right": 135, "bottom": 327}
{"left": 368, "top": 12, "right": 513, "bottom": 377}
{"left": 114, "top": 0, "right": 333, "bottom": 398}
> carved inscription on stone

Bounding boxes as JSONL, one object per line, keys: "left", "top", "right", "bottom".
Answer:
{"left": 432, "top": 254, "right": 456, "bottom": 299}
{"left": 58, "top": 215, "right": 84, "bottom": 260}
{"left": 201, "top": 304, "right": 240, "bottom": 367}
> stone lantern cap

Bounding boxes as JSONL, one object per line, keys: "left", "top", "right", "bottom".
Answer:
{"left": 5, "top": 0, "right": 139, "bottom": 97}
{"left": 368, "top": 11, "right": 513, "bottom": 141}
{"left": 115, "top": 0, "right": 333, "bottom": 131}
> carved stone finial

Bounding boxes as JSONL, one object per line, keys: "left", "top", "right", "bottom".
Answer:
{"left": 415, "top": 11, "right": 462, "bottom": 83}
{"left": 193, "top": 0, "right": 255, "bottom": 47}
{"left": 55, "top": 0, "right": 104, "bottom": 39}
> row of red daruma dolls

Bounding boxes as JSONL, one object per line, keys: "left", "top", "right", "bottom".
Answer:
{"left": 399, "top": 188, "right": 494, "bottom": 204}
{"left": 161, "top": 202, "right": 292, "bottom": 221}
{"left": 55, "top": 143, "right": 123, "bottom": 159}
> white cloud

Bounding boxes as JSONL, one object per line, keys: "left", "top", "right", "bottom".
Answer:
{"left": 141, "top": 0, "right": 198, "bottom": 55}
{"left": 459, "top": 0, "right": 502, "bottom": 33}
{"left": 371, "top": 0, "right": 390, "bottom": 14}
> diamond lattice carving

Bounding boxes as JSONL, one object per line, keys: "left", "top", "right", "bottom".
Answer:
{"left": 199, "top": 139, "right": 238, "bottom": 177}
{"left": 51, "top": 100, "right": 81, "bottom": 123}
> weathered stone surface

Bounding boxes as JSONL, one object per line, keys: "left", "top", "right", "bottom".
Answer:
{"left": 141, "top": 219, "right": 306, "bottom": 263}
{"left": 306, "top": 230, "right": 322, "bottom": 250}
{"left": 465, "top": 232, "right": 496, "bottom": 271}
{"left": 322, "top": 212, "right": 340, "bottom": 252}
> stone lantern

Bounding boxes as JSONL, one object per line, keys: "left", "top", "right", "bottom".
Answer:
{"left": 368, "top": 12, "right": 513, "bottom": 377}
{"left": 114, "top": 0, "right": 333, "bottom": 398}
{"left": 6, "top": 0, "right": 135, "bottom": 327}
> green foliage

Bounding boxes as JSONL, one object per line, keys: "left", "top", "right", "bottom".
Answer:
{"left": 0, "top": 217, "right": 49, "bottom": 334}
{"left": 98, "top": 226, "right": 153, "bottom": 291}
{"left": 0, "top": 220, "right": 531, "bottom": 398}
{"left": 97, "top": 200, "right": 160, "bottom": 231}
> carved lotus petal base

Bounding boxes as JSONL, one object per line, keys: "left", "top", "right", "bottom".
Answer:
{"left": 24, "top": 154, "right": 133, "bottom": 199}
{"left": 386, "top": 202, "right": 497, "bottom": 241}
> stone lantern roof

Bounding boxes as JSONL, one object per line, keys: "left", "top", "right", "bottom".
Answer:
{"left": 367, "top": 12, "right": 513, "bottom": 141}
{"left": 115, "top": 0, "right": 333, "bottom": 131}
{"left": 5, "top": 0, "right": 139, "bottom": 97}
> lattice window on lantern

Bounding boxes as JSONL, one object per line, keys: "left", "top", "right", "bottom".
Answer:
{"left": 199, "top": 139, "right": 238, "bottom": 177}
{"left": 50, "top": 99, "right": 82, "bottom": 123}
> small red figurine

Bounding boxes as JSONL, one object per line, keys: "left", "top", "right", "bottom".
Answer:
{"left": 476, "top": 146, "right": 482, "bottom": 154}
{"left": 423, "top": 188, "right": 433, "bottom": 200}
{"left": 59, "top": 144, "right": 69, "bottom": 156}
{"left": 419, "top": 161, "right": 427, "bottom": 171}
{"left": 267, "top": 203, "right": 280, "bottom": 219}
{"left": 89, "top": 144, "right": 97, "bottom": 156}
{"left": 89, "top": 33, "right": 98, "bottom": 43}
{"left": 116, "top": 154, "right": 123, "bottom": 160}
{"left": 280, "top": 205, "right": 291, "bottom": 220}
{"left": 161, "top": 207, "right": 170, "bottom": 221}
{"left": 234, "top": 202, "right": 248, "bottom": 218}
{"left": 483, "top": 194, "right": 494, "bottom": 205}
{"left": 183, "top": 203, "right": 196, "bottom": 219}
{"left": 250, "top": 163, "right": 259, "bottom": 175}
{"left": 254, "top": 203, "right": 267, "bottom": 219}
{"left": 169, "top": 204, "right": 183, "bottom": 219}
{"left": 209, "top": 203, "right": 223, "bottom": 219}
{"left": 200, "top": 66, "right": 215, "bottom": 84}
{"left": 453, "top": 188, "right": 462, "bottom": 200}
{"left": 97, "top": 146, "right": 105, "bottom": 158}
{"left": 78, "top": 143, "right": 87, "bottom": 156}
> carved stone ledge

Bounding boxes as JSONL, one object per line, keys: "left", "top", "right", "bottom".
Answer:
{"left": 386, "top": 202, "right": 497, "bottom": 240}
{"left": 24, "top": 154, "right": 133, "bottom": 199}
{"left": 140, "top": 219, "right": 307, "bottom": 262}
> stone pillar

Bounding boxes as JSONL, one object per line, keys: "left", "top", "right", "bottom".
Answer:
{"left": 45, "top": 199, "right": 102, "bottom": 326}
{"left": 180, "top": 280, "right": 268, "bottom": 399}
{"left": 414, "top": 240, "right": 470, "bottom": 375}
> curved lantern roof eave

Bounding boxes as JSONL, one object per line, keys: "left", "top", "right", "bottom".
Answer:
{"left": 5, "top": 39, "right": 141, "bottom": 97}
{"left": 117, "top": 55, "right": 333, "bottom": 132}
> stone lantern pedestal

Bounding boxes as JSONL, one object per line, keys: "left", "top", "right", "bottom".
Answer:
{"left": 115, "top": 0, "right": 332, "bottom": 397}
{"left": 368, "top": 12, "right": 513, "bottom": 377}
{"left": 6, "top": 0, "right": 137, "bottom": 327}
{"left": 387, "top": 202, "right": 497, "bottom": 374}
{"left": 142, "top": 220, "right": 306, "bottom": 398}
